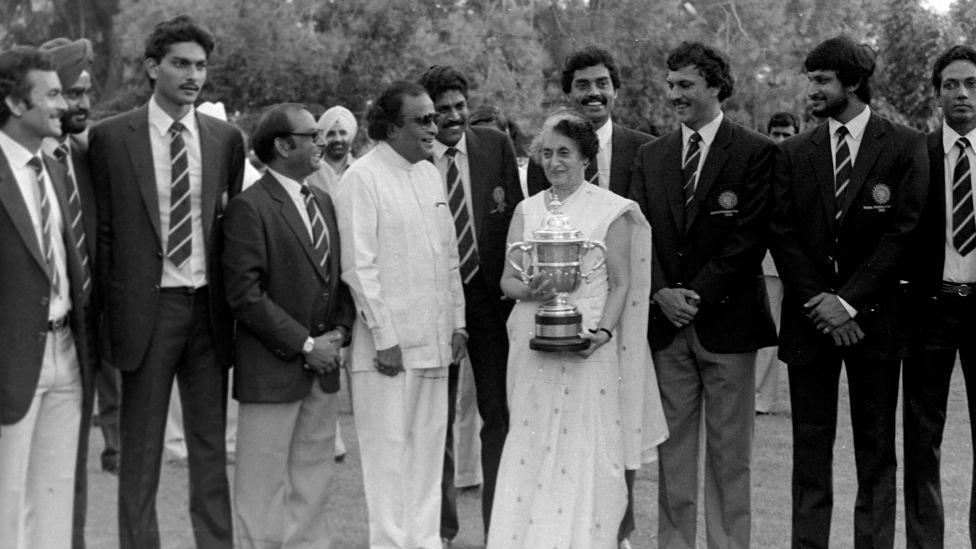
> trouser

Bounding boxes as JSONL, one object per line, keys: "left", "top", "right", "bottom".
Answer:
{"left": 234, "top": 381, "right": 339, "bottom": 549}
{"left": 0, "top": 325, "right": 82, "bottom": 549}
{"left": 117, "top": 289, "right": 232, "bottom": 549}
{"left": 755, "top": 275, "right": 785, "bottom": 412}
{"left": 354, "top": 367, "right": 448, "bottom": 549}
{"left": 655, "top": 325, "right": 755, "bottom": 549}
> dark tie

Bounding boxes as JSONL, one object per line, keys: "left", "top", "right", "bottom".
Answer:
{"left": 834, "top": 125, "right": 852, "bottom": 225}
{"left": 301, "top": 185, "right": 330, "bottom": 270}
{"left": 167, "top": 121, "right": 192, "bottom": 270}
{"left": 54, "top": 143, "right": 91, "bottom": 293}
{"left": 585, "top": 155, "right": 599, "bottom": 185}
{"left": 445, "top": 147, "right": 479, "bottom": 284}
{"left": 27, "top": 156, "right": 61, "bottom": 296}
{"left": 682, "top": 132, "right": 702, "bottom": 208}
{"left": 952, "top": 137, "right": 976, "bottom": 256}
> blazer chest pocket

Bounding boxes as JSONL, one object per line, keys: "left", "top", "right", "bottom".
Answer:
{"left": 860, "top": 180, "right": 894, "bottom": 214}
{"left": 708, "top": 186, "right": 741, "bottom": 218}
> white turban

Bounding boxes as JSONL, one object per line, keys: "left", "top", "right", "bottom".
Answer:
{"left": 317, "top": 106, "right": 357, "bottom": 137}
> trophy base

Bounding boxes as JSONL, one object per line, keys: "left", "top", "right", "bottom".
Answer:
{"left": 529, "top": 337, "right": 590, "bottom": 352}
{"left": 530, "top": 309, "right": 589, "bottom": 353}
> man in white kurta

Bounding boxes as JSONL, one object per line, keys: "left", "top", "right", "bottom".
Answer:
{"left": 335, "top": 81, "right": 467, "bottom": 549}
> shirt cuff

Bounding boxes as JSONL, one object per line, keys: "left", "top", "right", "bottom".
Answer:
{"left": 838, "top": 296, "right": 858, "bottom": 318}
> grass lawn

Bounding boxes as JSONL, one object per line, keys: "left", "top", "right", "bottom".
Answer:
{"left": 82, "top": 360, "right": 975, "bottom": 548}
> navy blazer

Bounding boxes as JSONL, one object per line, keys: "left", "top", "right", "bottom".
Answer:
{"left": 222, "top": 172, "right": 354, "bottom": 403}
{"left": 770, "top": 113, "right": 928, "bottom": 364}
{"left": 631, "top": 116, "right": 777, "bottom": 353}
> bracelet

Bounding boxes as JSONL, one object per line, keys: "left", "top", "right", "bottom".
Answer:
{"left": 590, "top": 327, "right": 613, "bottom": 340}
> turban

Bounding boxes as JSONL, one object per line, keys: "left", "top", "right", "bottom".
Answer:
{"left": 38, "top": 38, "right": 93, "bottom": 88}
{"left": 317, "top": 106, "right": 357, "bottom": 138}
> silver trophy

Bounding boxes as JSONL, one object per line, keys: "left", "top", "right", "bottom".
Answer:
{"left": 506, "top": 196, "right": 606, "bottom": 352}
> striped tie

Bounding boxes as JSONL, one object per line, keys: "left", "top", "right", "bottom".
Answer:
{"left": 55, "top": 143, "right": 91, "bottom": 292}
{"left": 682, "top": 132, "right": 702, "bottom": 208}
{"left": 167, "top": 121, "right": 192, "bottom": 270}
{"left": 834, "top": 126, "right": 852, "bottom": 226}
{"left": 445, "top": 147, "right": 479, "bottom": 284}
{"left": 952, "top": 137, "right": 976, "bottom": 256}
{"left": 301, "top": 185, "right": 330, "bottom": 270}
{"left": 27, "top": 156, "right": 60, "bottom": 296}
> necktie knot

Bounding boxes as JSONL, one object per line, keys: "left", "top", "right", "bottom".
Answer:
{"left": 54, "top": 143, "right": 69, "bottom": 162}
{"left": 170, "top": 121, "right": 185, "bottom": 137}
{"left": 689, "top": 132, "right": 702, "bottom": 146}
{"left": 301, "top": 184, "right": 312, "bottom": 198}
{"left": 836, "top": 125, "right": 849, "bottom": 138}
{"left": 445, "top": 147, "right": 458, "bottom": 159}
{"left": 959, "top": 137, "right": 971, "bottom": 152}
{"left": 27, "top": 155, "right": 43, "bottom": 175}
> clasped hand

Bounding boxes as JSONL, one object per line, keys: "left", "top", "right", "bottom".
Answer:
{"left": 304, "top": 330, "right": 344, "bottom": 374}
{"left": 804, "top": 292, "right": 864, "bottom": 346}
{"left": 654, "top": 287, "right": 700, "bottom": 328}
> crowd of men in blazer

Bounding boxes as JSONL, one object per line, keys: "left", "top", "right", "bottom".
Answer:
{"left": 2, "top": 9, "right": 976, "bottom": 549}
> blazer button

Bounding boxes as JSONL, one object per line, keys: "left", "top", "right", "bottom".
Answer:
{"left": 152, "top": 284, "right": 160, "bottom": 292}
{"left": 317, "top": 323, "right": 326, "bottom": 332}
{"left": 40, "top": 296, "right": 49, "bottom": 306}
{"left": 38, "top": 331, "right": 46, "bottom": 341}
{"left": 156, "top": 251, "right": 163, "bottom": 259}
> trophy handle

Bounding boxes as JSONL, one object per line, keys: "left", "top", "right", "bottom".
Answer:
{"left": 506, "top": 242, "right": 534, "bottom": 284}
{"left": 580, "top": 240, "right": 607, "bottom": 282}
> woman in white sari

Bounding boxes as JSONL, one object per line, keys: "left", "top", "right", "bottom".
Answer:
{"left": 487, "top": 112, "right": 667, "bottom": 548}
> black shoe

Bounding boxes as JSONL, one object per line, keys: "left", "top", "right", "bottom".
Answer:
{"left": 101, "top": 456, "right": 119, "bottom": 475}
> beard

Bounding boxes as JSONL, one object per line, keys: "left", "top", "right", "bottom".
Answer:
{"left": 324, "top": 141, "right": 349, "bottom": 162}
{"left": 811, "top": 93, "right": 849, "bottom": 119}
{"left": 60, "top": 109, "right": 89, "bottom": 135}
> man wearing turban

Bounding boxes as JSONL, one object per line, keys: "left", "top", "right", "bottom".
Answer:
{"left": 307, "top": 105, "right": 358, "bottom": 197}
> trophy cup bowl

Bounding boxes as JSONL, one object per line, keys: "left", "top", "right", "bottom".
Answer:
{"left": 506, "top": 197, "right": 606, "bottom": 352}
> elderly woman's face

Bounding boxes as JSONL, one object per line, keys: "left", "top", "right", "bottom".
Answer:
{"left": 540, "top": 130, "right": 586, "bottom": 189}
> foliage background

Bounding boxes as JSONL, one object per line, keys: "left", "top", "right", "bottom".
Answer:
{"left": 2, "top": 0, "right": 975, "bottom": 136}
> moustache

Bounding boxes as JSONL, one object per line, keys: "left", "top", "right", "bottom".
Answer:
{"left": 582, "top": 94, "right": 607, "bottom": 106}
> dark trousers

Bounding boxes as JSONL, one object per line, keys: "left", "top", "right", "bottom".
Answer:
{"left": 618, "top": 468, "right": 636, "bottom": 541}
{"left": 441, "top": 360, "right": 461, "bottom": 540}
{"left": 903, "top": 293, "right": 976, "bottom": 549}
{"left": 117, "top": 289, "right": 232, "bottom": 549}
{"left": 788, "top": 352, "right": 900, "bottom": 549}
{"left": 440, "top": 273, "right": 510, "bottom": 540}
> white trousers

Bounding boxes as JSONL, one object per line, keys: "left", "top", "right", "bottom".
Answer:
{"left": 0, "top": 327, "right": 82, "bottom": 549}
{"left": 353, "top": 367, "right": 448, "bottom": 549}
{"left": 453, "top": 356, "right": 482, "bottom": 488}
{"left": 755, "top": 275, "right": 786, "bottom": 413}
{"left": 234, "top": 381, "right": 339, "bottom": 549}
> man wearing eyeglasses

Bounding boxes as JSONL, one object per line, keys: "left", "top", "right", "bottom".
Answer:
{"left": 87, "top": 15, "right": 243, "bottom": 548}
{"left": 335, "top": 81, "right": 468, "bottom": 549}
{"left": 223, "top": 103, "right": 353, "bottom": 548}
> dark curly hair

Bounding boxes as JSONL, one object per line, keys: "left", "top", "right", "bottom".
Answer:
{"left": 0, "top": 47, "right": 55, "bottom": 127}
{"left": 417, "top": 65, "right": 469, "bottom": 103}
{"left": 666, "top": 42, "right": 734, "bottom": 102}
{"left": 767, "top": 111, "right": 799, "bottom": 134}
{"left": 561, "top": 46, "right": 621, "bottom": 94}
{"left": 932, "top": 44, "right": 976, "bottom": 93}
{"left": 144, "top": 14, "right": 215, "bottom": 62}
{"left": 530, "top": 110, "right": 599, "bottom": 163}
{"left": 804, "top": 35, "right": 876, "bottom": 104}
{"left": 366, "top": 80, "right": 428, "bottom": 141}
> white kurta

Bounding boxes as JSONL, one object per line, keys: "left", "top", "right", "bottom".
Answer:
{"left": 335, "top": 141, "right": 465, "bottom": 549}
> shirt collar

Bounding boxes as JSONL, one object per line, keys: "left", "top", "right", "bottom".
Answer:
{"left": 41, "top": 136, "right": 68, "bottom": 158}
{"left": 0, "top": 129, "right": 42, "bottom": 170}
{"left": 943, "top": 121, "right": 976, "bottom": 154}
{"left": 267, "top": 167, "right": 307, "bottom": 198}
{"left": 681, "top": 110, "right": 723, "bottom": 149}
{"left": 595, "top": 118, "right": 613, "bottom": 147}
{"left": 376, "top": 141, "right": 418, "bottom": 170}
{"left": 828, "top": 105, "right": 871, "bottom": 142}
{"left": 148, "top": 95, "right": 198, "bottom": 139}
{"left": 433, "top": 131, "right": 467, "bottom": 160}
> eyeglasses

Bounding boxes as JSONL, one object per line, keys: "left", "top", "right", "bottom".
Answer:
{"left": 404, "top": 113, "right": 441, "bottom": 126}
{"left": 282, "top": 129, "right": 326, "bottom": 142}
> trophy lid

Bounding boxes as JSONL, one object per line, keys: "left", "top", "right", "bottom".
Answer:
{"left": 531, "top": 195, "right": 583, "bottom": 241}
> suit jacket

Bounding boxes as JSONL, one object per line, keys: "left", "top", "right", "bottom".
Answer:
{"left": 0, "top": 149, "right": 92, "bottom": 425}
{"left": 88, "top": 105, "right": 245, "bottom": 372}
{"left": 452, "top": 125, "right": 522, "bottom": 320}
{"left": 770, "top": 113, "right": 928, "bottom": 365}
{"left": 526, "top": 122, "right": 654, "bottom": 197}
{"left": 222, "top": 173, "right": 354, "bottom": 403}
{"left": 631, "top": 117, "right": 777, "bottom": 353}
{"left": 906, "top": 130, "right": 953, "bottom": 297}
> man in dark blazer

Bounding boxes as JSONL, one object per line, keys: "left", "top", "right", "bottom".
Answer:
{"left": 630, "top": 42, "right": 776, "bottom": 549}
{"left": 417, "top": 65, "right": 522, "bottom": 544}
{"left": 88, "top": 16, "right": 244, "bottom": 549}
{"left": 526, "top": 46, "right": 653, "bottom": 201}
{"left": 223, "top": 103, "right": 354, "bottom": 548}
{"left": 0, "top": 46, "right": 93, "bottom": 549}
{"left": 902, "top": 45, "right": 976, "bottom": 548}
{"left": 770, "top": 36, "right": 927, "bottom": 549}
{"left": 38, "top": 36, "right": 119, "bottom": 549}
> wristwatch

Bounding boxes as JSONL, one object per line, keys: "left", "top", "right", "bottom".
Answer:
{"left": 301, "top": 336, "right": 315, "bottom": 355}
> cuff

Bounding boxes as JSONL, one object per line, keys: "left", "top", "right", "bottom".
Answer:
{"left": 838, "top": 296, "right": 858, "bottom": 318}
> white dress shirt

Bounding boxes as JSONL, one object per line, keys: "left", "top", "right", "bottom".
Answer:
{"left": 681, "top": 110, "right": 724, "bottom": 193}
{"left": 594, "top": 118, "right": 613, "bottom": 189}
{"left": 0, "top": 130, "right": 70, "bottom": 319}
{"left": 266, "top": 167, "right": 330, "bottom": 249}
{"left": 336, "top": 141, "right": 465, "bottom": 370}
{"left": 942, "top": 122, "right": 976, "bottom": 282}
{"left": 147, "top": 95, "right": 207, "bottom": 288}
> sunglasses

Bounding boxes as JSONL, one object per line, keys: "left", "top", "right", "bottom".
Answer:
{"left": 404, "top": 113, "right": 441, "bottom": 126}
{"left": 282, "top": 129, "right": 326, "bottom": 141}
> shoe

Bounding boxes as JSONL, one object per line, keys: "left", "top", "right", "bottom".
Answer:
{"left": 441, "top": 537, "right": 453, "bottom": 548}
{"left": 334, "top": 453, "right": 346, "bottom": 463}
{"left": 101, "top": 455, "right": 119, "bottom": 475}
{"left": 619, "top": 539, "right": 633, "bottom": 549}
